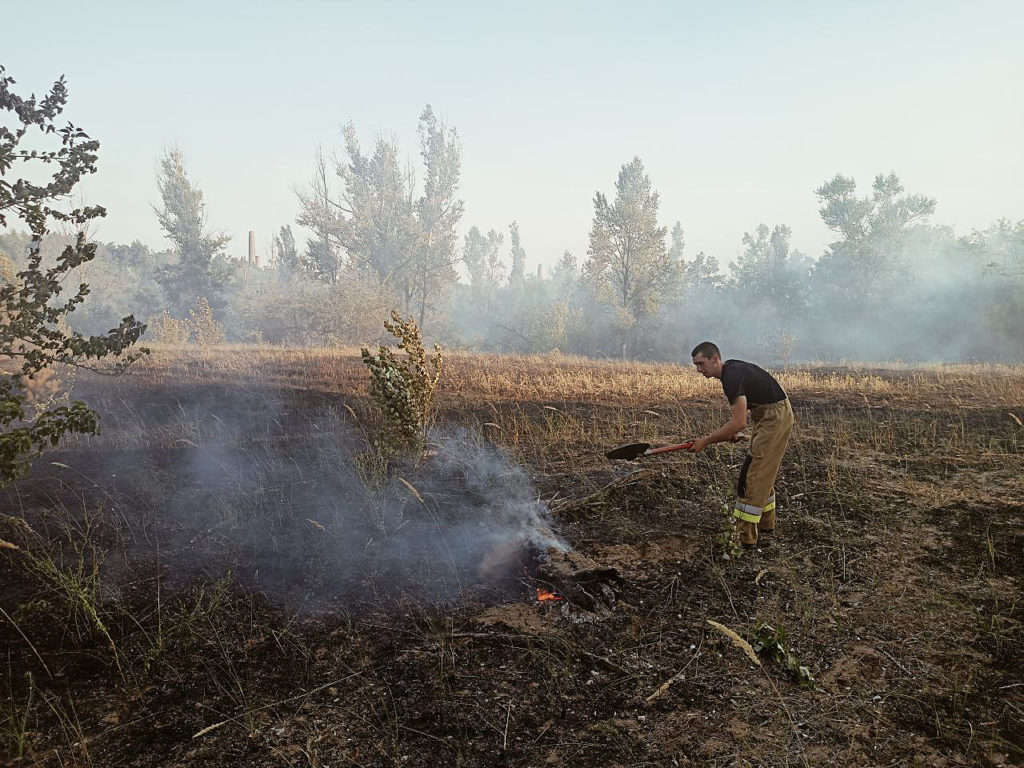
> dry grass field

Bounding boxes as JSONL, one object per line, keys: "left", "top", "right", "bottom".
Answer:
{"left": 1, "top": 346, "right": 1022, "bottom": 767}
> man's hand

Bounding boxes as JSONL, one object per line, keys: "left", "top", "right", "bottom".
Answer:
{"left": 691, "top": 398, "right": 748, "bottom": 452}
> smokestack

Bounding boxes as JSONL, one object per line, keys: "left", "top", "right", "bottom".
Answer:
{"left": 537, "top": 263, "right": 543, "bottom": 280}
{"left": 248, "top": 230, "right": 257, "bottom": 267}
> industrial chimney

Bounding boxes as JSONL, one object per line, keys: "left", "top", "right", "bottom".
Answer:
{"left": 248, "top": 230, "right": 257, "bottom": 267}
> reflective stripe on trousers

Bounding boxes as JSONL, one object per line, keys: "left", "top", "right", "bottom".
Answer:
{"left": 733, "top": 494, "right": 775, "bottom": 524}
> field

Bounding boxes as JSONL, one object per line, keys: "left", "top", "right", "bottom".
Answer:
{"left": 1, "top": 347, "right": 1022, "bottom": 767}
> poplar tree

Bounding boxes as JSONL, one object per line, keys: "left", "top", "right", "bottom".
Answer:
{"left": 584, "top": 157, "right": 680, "bottom": 356}
{"left": 298, "top": 105, "right": 463, "bottom": 329}
{"left": 153, "top": 146, "right": 234, "bottom": 314}
{"left": 508, "top": 220, "right": 526, "bottom": 290}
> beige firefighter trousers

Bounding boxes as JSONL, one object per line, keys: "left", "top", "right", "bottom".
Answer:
{"left": 733, "top": 398, "right": 795, "bottom": 546}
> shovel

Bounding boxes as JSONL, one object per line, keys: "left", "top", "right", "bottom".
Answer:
{"left": 605, "top": 440, "right": 694, "bottom": 460}
{"left": 606, "top": 433, "right": 747, "bottom": 460}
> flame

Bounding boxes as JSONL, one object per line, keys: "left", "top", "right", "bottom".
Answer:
{"left": 537, "top": 587, "right": 562, "bottom": 602}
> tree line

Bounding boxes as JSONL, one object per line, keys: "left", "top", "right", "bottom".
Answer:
{"left": 2, "top": 101, "right": 1022, "bottom": 363}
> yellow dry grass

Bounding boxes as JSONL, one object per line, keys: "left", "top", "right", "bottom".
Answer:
{"left": 128, "top": 344, "right": 1024, "bottom": 409}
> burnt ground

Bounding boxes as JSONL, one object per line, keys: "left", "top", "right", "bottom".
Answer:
{"left": 1, "top": 357, "right": 1022, "bottom": 767}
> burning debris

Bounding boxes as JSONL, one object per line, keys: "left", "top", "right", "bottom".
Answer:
{"left": 525, "top": 546, "right": 622, "bottom": 612}
{"left": 536, "top": 587, "right": 561, "bottom": 602}
{"left": 479, "top": 530, "right": 621, "bottom": 612}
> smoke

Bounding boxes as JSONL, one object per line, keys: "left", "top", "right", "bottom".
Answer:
{"left": 10, "top": 192, "right": 1020, "bottom": 364}
{"left": 7, "top": 383, "right": 565, "bottom": 611}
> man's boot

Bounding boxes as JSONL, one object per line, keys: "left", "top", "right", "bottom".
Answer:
{"left": 758, "top": 495, "right": 776, "bottom": 536}
{"left": 736, "top": 519, "right": 758, "bottom": 550}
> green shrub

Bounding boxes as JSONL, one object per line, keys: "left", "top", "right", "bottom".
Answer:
{"left": 751, "top": 621, "right": 816, "bottom": 688}
{"left": 360, "top": 311, "right": 443, "bottom": 461}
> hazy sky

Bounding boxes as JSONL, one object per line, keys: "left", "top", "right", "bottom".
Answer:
{"left": 4, "top": 1, "right": 1023, "bottom": 271}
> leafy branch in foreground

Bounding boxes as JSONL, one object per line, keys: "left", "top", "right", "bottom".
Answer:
{"left": 0, "top": 66, "right": 147, "bottom": 488}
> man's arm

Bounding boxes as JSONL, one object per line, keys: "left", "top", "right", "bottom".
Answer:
{"left": 687, "top": 396, "right": 747, "bottom": 452}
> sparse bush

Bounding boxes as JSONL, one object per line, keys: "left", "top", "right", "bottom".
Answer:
{"left": 0, "top": 249, "right": 14, "bottom": 285}
{"left": 185, "top": 296, "right": 225, "bottom": 347}
{"left": 527, "top": 299, "right": 569, "bottom": 353}
{"left": 22, "top": 363, "right": 75, "bottom": 417}
{"left": 145, "top": 298, "right": 225, "bottom": 347}
{"left": 146, "top": 309, "right": 191, "bottom": 345}
{"left": 360, "top": 311, "right": 443, "bottom": 462}
{"left": 316, "top": 270, "right": 397, "bottom": 345}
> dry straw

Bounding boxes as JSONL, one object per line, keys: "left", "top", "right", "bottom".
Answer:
{"left": 706, "top": 619, "right": 761, "bottom": 666}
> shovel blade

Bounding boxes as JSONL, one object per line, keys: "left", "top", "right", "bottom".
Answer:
{"left": 605, "top": 442, "right": 651, "bottom": 460}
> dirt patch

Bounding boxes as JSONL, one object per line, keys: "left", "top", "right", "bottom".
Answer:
{"left": 474, "top": 602, "right": 559, "bottom": 634}
{"left": 592, "top": 535, "right": 701, "bottom": 578}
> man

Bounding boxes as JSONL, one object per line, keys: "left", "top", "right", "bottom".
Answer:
{"left": 687, "top": 341, "right": 795, "bottom": 549}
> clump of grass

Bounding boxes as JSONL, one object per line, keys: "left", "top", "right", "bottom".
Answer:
{"left": 2, "top": 670, "right": 34, "bottom": 761}
{"left": 2, "top": 511, "right": 121, "bottom": 675}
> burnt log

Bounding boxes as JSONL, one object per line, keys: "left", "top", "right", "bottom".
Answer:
{"left": 533, "top": 546, "right": 621, "bottom": 611}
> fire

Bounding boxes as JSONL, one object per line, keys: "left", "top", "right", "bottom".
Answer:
{"left": 537, "top": 587, "right": 562, "bottom": 602}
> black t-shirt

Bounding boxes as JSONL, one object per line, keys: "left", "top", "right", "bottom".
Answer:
{"left": 720, "top": 359, "right": 787, "bottom": 406}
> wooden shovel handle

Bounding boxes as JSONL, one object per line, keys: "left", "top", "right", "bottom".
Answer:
{"left": 645, "top": 441, "right": 694, "bottom": 456}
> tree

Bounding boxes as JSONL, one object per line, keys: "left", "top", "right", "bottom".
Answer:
{"left": 813, "top": 172, "right": 935, "bottom": 308}
{"left": 295, "top": 148, "right": 342, "bottom": 282}
{"left": 153, "top": 147, "right": 234, "bottom": 314}
{"left": 808, "top": 172, "right": 938, "bottom": 357}
{"left": 726, "top": 224, "right": 812, "bottom": 361}
{"left": 965, "top": 219, "right": 1024, "bottom": 359}
{"left": 462, "top": 226, "right": 487, "bottom": 292}
{"left": 669, "top": 221, "right": 685, "bottom": 263}
{"left": 299, "top": 107, "right": 463, "bottom": 330}
{"left": 508, "top": 220, "right": 526, "bottom": 290}
{"left": 583, "top": 157, "right": 680, "bottom": 356}
{"left": 410, "top": 105, "right": 463, "bottom": 328}
{"left": 330, "top": 126, "right": 416, "bottom": 288}
{"left": 0, "top": 67, "right": 146, "bottom": 487}
{"left": 461, "top": 226, "right": 504, "bottom": 308}
{"left": 685, "top": 251, "right": 724, "bottom": 290}
{"left": 272, "top": 224, "right": 300, "bottom": 280}
{"left": 550, "top": 250, "right": 578, "bottom": 300}
{"left": 72, "top": 239, "right": 167, "bottom": 335}
{"left": 731, "top": 224, "right": 811, "bottom": 314}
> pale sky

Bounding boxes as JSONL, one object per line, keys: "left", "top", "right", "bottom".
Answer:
{"left": 4, "top": 0, "right": 1023, "bottom": 271}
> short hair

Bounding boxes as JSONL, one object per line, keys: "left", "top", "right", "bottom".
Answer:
{"left": 691, "top": 341, "right": 721, "bottom": 360}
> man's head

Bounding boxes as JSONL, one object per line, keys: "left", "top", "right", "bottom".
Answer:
{"left": 691, "top": 341, "right": 723, "bottom": 379}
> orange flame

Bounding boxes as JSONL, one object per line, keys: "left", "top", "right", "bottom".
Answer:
{"left": 537, "top": 587, "right": 562, "bottom": 602}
